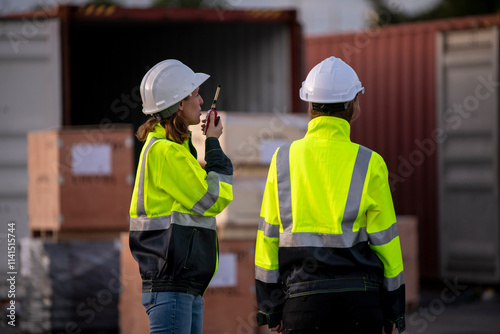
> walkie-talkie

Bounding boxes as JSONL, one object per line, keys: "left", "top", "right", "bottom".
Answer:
{"left": 203, "top": 85, "right": 221, "bottom": 135}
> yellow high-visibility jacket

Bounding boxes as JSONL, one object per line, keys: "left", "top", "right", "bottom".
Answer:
{"left": 255, "top": 116, "right": 405, "bottom": 331}
{"left": 130, "top": 123, "right": 233, "bottom": 296}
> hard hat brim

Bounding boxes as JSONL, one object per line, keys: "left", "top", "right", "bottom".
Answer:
{"left": 142, "top": 72, "right": 210, "bottom": 115}
{"left": 299, "top": 86, "right": 364, "bottom": 103}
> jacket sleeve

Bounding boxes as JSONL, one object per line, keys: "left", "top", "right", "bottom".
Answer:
{"left": 154, "top": 139, "right": 233, "bottom": 217}
{"left": 204, "top": 137, "right": 233, "bottom": 175}
{"left": 366, "top": 155, "right": 406, "bottom": 333}
{"left": 255, "top": 151, "right": 285, "bottom": 327}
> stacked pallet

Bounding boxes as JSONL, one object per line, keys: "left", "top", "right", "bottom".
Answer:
{"left": 116, "top": 114, "right": 420, "bottom": 334}
{"left": 190, "top": 111, "right": 310, "bottom": 240}
{"left": 23, "top": 125, "right": 134, "bottom": 333}
{"left": 193, "top": 112, "right": 310, "bottom": 333}
{"left": 118, "top": 112, "right": 310, "bottom": 334}
{"left": 27, "top": 124, "right": 133, "bottom": 240}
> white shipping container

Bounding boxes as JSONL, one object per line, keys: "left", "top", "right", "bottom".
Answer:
{"left": 0, "top": 18, "right": 62, "bottom": 289}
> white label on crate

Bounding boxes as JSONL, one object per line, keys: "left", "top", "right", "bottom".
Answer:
{"left": 209, "top": 253, "right": 237, "bottom": 287}
{"left": 71, "top": 143, "right": 112, "bottom": 175}
{"left": 260, "top": 139, "right": 288, "bottom": 164}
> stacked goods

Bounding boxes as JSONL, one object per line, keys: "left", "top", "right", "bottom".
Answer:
{"left": 190, "top": 111, "right": 310, "bottom": 240}
{"left": 27, "top": 125, "right": 134, "bottom": 240}
{"left": 397, "top": 216, "right": 420, "bottom": 311}
{"left": 24, "top": 125, "right": 133, "bottom": 333}
{"left": 193, "top": 112, "right": 309, "bottom": 333}
{"left": 118, "top": 113, "right": 311, "bottom": 334}
{"left": 20, "top": 239, "right": 121, "bottom": 334}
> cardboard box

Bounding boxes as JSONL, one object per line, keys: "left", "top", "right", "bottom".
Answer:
{"left": 190, "top": 112, "right": 309, "bottom": 238}
{"left": 204, "top": 240, "right": 259, "bottom": 334}
{"left": 118, "top": 217, "right": 420, "bottom": 334}
{"left": 397, "top": 215, "right": 420, "bottom": 310}
{"left": 118, "top": 233, "right": 259, "bottom": 334}
{"left": 118, "top": 232, "right": 149, "bottom": 334}
{"left": 190, "top": 111, "right": 309, "bottom": 166}
{"left": 28, "top": 125, "right": 134, "bottom": 235}
{"left": 217, "top": 165, "right": 268, "bottom": 239}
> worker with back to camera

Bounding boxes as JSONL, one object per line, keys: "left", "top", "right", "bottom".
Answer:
{"left": 129, "top": 59, "right": 233, "bottom": 334}
{"left": 255, "top": 56, "right": 406, "bottom": 334}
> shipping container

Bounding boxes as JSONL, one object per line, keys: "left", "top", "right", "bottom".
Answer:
{"left": 304, "top": 14, "right": 500, "bottom": 280}
{"left": 436, "top": 27, "right": 500, "bottom": 283}
{"left": 0, "top": 3, "right": 303, "bottom": 291}
{"left": 0, "top": 13, "right": 63, "bottom": 297}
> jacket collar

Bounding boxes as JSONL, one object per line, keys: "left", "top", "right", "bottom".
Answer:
{"left": 153, "top": 122, "right": 167, "bottom": 139}
{"left": 305, "top": 116, "right": 351, "bottom": 142}
{"left": 151, "top": 123, "right": 196, "bottom": 157}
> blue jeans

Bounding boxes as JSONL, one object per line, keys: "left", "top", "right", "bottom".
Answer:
{"left": 142, "top": 291, "right": 203, "bottom": 334}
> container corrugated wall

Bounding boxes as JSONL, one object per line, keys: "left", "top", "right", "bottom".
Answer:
{"left": 304, "top": 14, "right": 500, "bottom": 279}
{"left": 437, "top": 27, "right": 500, "bottom": 283}
{"left": 0, "top": 19, "right": 62, "bottom": 290}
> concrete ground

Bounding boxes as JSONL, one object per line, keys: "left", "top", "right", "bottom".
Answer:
{"left": 405, "top": 282, "right": 500, "bottom": 334}
{"left": 2, "top": 282, "right": 499, "bottom": 334}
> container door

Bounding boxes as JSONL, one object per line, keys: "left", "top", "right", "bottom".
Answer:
{"left": 0, "top": 19, "right": 62, "bottom": 257}
{"left": 436, "top": 27, "right": 499, "bottom": 283}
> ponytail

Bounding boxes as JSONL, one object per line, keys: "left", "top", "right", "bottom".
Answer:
{"left": 136, "top": 112, "right": 189, "bottom": 144}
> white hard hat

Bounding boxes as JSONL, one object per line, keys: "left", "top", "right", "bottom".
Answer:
{"left": 140, "top": 59, "right": 210, "bottom": 117}
{"left": 299, "top": 56, "right": 364, "bottom": 104}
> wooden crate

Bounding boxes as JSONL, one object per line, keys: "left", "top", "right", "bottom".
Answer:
{"left": 118, "top": 233, "right": 259, "bottom": 334}
{"left": 204, "top": 239, "right": 259, "bottom": 334}
{"left": 190, "top": 112, "right": 309, "bottom": 239}
{"left": 190, "top": 111, "right": 309, "bottom": 166}
{"left": 118, "top": 232, "right": 149, "bottom": 334}
{"left": 28, "top": 125, "right": 133, "bottom": 234}
{"left": 118, "top": 216, "right": 420, "bottom": 334}
{"left": 397, "top": 215, "right": 420, "bottom": 311}
{"left": 217, "top": 165, "right": 268, "bottom": 240}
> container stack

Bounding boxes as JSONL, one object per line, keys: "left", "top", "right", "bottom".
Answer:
{"left": 23, "top": 125, "right": 134, "bottom": 334}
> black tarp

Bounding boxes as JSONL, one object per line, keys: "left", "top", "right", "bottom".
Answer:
{"left": 20, "top": 239, "right": 120, "bottom": 334}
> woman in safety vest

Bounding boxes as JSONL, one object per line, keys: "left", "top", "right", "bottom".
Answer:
{"left": 129, "top": 59, "right": 233, "bottom": 334}
{"left": 255, "top": 56, "right": 406, "bottom": 333}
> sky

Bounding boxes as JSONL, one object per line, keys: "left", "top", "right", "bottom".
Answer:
{"left": 0, "top": 0, "right": 442, "bottom": 35}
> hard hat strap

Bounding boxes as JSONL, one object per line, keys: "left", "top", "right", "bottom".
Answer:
{"left": 311, "top": 101, "right": 350, "bottom": 114}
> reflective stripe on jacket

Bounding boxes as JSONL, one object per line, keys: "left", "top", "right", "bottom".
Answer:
{"left": 255, "top": 116, "right": 405, "bottom": 330}
{"left": 130, "top": 123, "right": 233, "bottom": 296}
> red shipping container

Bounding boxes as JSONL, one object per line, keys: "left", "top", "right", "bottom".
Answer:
{"left": 304, "top": 14, "right": 500, "bottom": 279}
